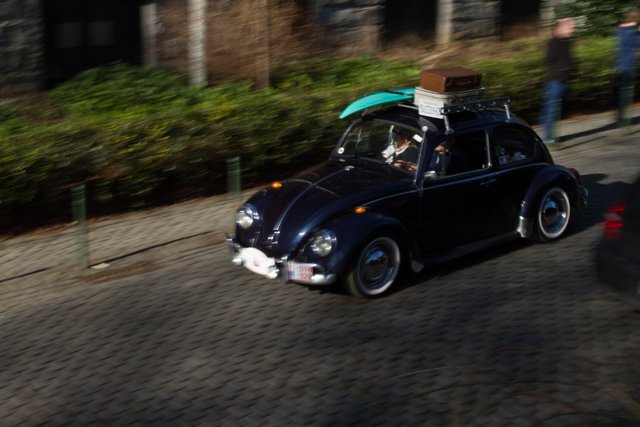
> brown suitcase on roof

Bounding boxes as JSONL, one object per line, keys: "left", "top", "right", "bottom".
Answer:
{"left": 420, "top": 67, "right": 482, "bottom": 93}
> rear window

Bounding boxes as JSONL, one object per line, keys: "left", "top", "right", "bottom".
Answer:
{"left": 492, "top": 125, "right": 537, "bottom": 167}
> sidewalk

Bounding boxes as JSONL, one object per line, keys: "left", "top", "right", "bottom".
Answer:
{"left": 1, "top": 106, "right": 639, "bottom": 284}
{"left": 0, "top": 195, "right": 244, "bottom": 283}
{"left": 532, "top": 104, "right": 640, "bottom": 150}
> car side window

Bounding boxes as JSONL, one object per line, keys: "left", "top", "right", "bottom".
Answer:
{"left": 492, "top": 125, "right": 537, "bottom": 167}
{"left": 428, "top": 130, "right": 489, "bottom": 176}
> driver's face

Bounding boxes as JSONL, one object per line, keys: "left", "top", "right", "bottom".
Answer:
{"left": 394, "top": 135, "right": 408, "bottom": 146}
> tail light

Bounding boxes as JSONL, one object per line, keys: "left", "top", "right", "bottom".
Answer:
{"left": 602, "top": 202, "right": 626, "bottom": 240}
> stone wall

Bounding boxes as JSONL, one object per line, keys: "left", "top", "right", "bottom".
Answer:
{"left": 312, "top": 0, "right": 385, "bottom": 52}
{"left": 0, "top": 0, "right": 552, "bottom": 96}
{"left": 0, "top": 0, "right": 43, "bottom": 96}
{"left": 155, "top": 0, "right": 189, "bottom": 75}
{"left": 311, "top": 0, "right": 505, "bottom": 49}
{"left": 451, "top": 0, "right": 500, "bottom": 40}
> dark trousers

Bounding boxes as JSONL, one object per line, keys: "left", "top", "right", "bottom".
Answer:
{"left": 540, "top": 80, "right": 567, "bottom": 143}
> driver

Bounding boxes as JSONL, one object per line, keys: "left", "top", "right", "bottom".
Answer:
{"left": 386, "top": 127, "right": 419, "bottom": 172}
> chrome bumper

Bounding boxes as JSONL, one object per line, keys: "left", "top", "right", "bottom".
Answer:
{"left": 226, "top": 234, "right": 337, "bottom": 285}
{"left": 516, "top": 216, "right": 532, "bottom": 239}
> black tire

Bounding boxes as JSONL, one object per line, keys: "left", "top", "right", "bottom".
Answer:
{"left": 531, "top": 187, "right": 571, "bottom": 243}
{"left": 345, "top": 236, "right": 401, "bottom": 297}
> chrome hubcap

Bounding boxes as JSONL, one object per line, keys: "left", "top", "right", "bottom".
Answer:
{"left": 539, "top": 189, "right": 570, "bottom": 239}
{"left": 362, "top": 248, "right": 390, "bottom": 283}
{"left": 357, "top": 237, "right": 400, "bottom": 295}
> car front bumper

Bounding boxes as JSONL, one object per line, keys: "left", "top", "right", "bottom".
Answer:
{"left": 226, "top": 234, "right": 337, "bottom": 286}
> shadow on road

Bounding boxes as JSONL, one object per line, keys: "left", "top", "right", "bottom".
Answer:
{"left": 558, "top": 114, "right": 640, "bottom": 142}
{"left": 571, "top": 173, "right": 631, "bottom": 235}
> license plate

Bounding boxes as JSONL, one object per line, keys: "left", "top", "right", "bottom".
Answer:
{"left": 287, "top": 262, "right": 313, "bottom": 282}
{"left": 418, "top": 101, "right": 444, "bottom": 119}
{"left": 241, "top": 247, "right": 276, "bottom": 277}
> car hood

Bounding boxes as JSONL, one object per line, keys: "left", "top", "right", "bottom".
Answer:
{"left": 244, "top": 159, "right": 412, "bottom": 255}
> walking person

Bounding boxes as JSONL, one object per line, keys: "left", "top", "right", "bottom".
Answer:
{"left": 615, "top": 7, "right": 640, "bottom": 127}
{"left": 540, "top": 17, "right": 576, "bottom": 145}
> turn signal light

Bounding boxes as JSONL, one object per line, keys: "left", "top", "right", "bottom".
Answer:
{"left": 272, "top": 181, "right": 283, "bottom": 189}
{"left": 354, "top": 206, "right": 367, "bottom": 214}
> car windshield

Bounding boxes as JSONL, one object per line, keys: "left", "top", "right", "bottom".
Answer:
{"left": 336, "top": 120, "right": 423, "bottom": 171}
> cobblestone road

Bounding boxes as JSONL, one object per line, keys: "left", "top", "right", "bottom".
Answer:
{"left": 2, "top": 113, "right": 640, "bottom": 426}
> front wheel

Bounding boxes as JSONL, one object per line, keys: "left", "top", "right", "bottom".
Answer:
{"left": 531, "top": 187, "right": 571, "bottom": 242}
{"left": 345, "top": 236, "right": 401, "bottom": 298}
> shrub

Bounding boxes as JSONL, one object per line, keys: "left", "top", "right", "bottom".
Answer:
{"left": 556, "top": 0, "right": 636, "bottom": 35}
{"left": 49, "top": 62, "right": 203, "bottom": 115}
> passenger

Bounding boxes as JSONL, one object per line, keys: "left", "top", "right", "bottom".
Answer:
{"left": 428, "top": 137, "right": 470, "bottom": 175}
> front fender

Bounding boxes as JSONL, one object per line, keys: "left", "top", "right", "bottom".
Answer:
{"left": 518, "top": 166, "right": 581, "bottom": 233}
{"left": 300, "top": 211, "right": 416, "bottom": 276}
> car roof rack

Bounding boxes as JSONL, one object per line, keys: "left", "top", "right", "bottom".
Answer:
{"left": 440, "top": 97, "right": 511, "bottom": 134}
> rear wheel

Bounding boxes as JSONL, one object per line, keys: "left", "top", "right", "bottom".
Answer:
{"left": 345, "top": 236, "right": 401, "bottom": 298}
{"left": 531, "top": 187, "right": 571, "bottom": 242}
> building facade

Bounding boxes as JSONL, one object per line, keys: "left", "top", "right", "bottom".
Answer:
{"left": 0, "top": 0, "right": 555, "bottom": 95}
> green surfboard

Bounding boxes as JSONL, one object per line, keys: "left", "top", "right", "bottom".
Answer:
{"left": 339, "top": 88, "right": 415, "bottom": 119}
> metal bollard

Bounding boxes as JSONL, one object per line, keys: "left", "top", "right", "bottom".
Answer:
{"left": 71, "top": 184, "right": 90, "bottom": 268}
{"left": 227, "top": 156, "right": 241, "bottom": 198}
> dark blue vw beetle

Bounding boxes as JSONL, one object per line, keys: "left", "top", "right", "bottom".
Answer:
{"left": 227, "top": 74, "right": 588, "bottom": 297}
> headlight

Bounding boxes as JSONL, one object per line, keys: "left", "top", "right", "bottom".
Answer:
{"left": 236, "top": 204, "right": 259, "bottom": 229}
{"left": 310, "top": 230, "right": 337, "bottom": 257}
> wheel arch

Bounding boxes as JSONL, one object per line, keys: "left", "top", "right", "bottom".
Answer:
{"left": 518, "top": 167, "right": 581, "bottom": 237}
{"left": 326, "top": 211, "right": 419, "bottom": 275}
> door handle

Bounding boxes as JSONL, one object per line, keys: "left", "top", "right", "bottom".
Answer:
{"left": 480, "top": 178, "right": 497, "bottom": 187}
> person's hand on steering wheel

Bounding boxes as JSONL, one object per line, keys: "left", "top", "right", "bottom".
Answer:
{"left": 393, "top": 159, "right": 416, "bottom": 172}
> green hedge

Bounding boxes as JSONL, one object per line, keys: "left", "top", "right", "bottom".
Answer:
{"left": 0, "top": 37, "right": 627, "bottom": 231}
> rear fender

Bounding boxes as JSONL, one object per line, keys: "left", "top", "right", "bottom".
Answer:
{"left": 518, "top": 167, "right": 581, "bottom": 237}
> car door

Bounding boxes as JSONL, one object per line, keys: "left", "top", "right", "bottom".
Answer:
{"left": 419, "top": 129, "right": 500, "bottom": 252}
{"left": 489, "top": 124, "right": 545, "bottom": 235}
